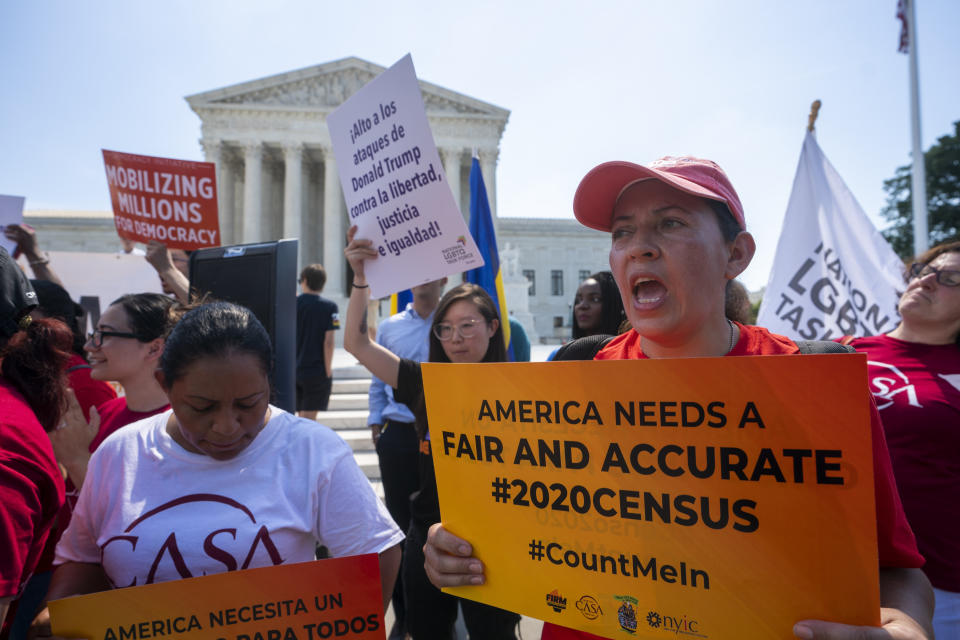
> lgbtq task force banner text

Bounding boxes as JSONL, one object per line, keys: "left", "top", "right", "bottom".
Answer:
{"left": 49, "top": 556, "right": 385, "bottom": 640}
{"left": 424, "top": 356, "right": 880, "bottom": 638}
{"left": 102, "top": 150, "right": 221, "bottom": 250}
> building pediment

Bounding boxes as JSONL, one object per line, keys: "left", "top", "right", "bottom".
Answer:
{"left": 186, "top": 57, "right": 509, "bottom": 119}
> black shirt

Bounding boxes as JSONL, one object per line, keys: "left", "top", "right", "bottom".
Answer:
{"left": 295, "top": 294, "right": 339, "bottom": 378}
{"left": 394, "top": 358, "right": 440, "bottom": 528}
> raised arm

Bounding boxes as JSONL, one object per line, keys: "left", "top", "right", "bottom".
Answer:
{"left": 144, "top": 241, "right": 190, "bottom": 304}
{"left": 4, "top": 223, "right": 65, "bottom": 288}
{"left": 342, "top": 226, "right": 401, "bottom": 388}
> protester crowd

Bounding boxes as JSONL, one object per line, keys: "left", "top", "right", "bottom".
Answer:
{"left": 2, "top": 151, "right": 956, "bottom": 640}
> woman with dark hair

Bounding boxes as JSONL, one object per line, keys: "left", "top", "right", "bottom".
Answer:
{"left": 56, "top": 293, "right": 179, "bottom": 487}
{"left": 344, "top": 226, "right": 519, "bottom": 640}
{"left": 842, "top": 240, "right": 960, "bottom": 638}
{"left": 423, "top": 156, "right": 934, "bottom": 639}
{"left": 571, "top": 270, "right": 625, "bottom": 339}
{"left": 10, "top": 283, "right": 113, "bottom": 640}
{"left": 32, "top": 301, "right": 402, "bottom": 634}
{"left": 0, "top": 247, "right": 68, "bottom": 633}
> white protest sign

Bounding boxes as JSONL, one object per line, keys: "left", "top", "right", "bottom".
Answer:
{"left": 757, "top": 132, "right": 903, "bottom": 339}
{"left": 0, "top": 195, "right": 27, "bottom": 256}
{"left": 327, "top": 54, "right": 484, "bottom": 298}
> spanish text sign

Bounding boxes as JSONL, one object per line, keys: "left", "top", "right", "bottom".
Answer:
{"left": 102, "top": 150, "right": 221, "bottom": 250}
{"left": 424, "top": 355, "right": 880, "bottom": 639}
{"left": 326, "top": 54, "right": 484, "bottom": 298}
{"left": 49, "top": 555, "right": 386, "bottom": 640}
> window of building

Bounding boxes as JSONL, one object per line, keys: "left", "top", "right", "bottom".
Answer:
{"left": 551, "top": 270, "right": 563, "bottom": 296}
{"left": 553, "top": 316, "right": 564, "bottom": 328}
{"left": 522, "top": 269, "right": 536, "bottom": 297}
{"left": 579, "top": 270, "right": 591, "bottom": 283}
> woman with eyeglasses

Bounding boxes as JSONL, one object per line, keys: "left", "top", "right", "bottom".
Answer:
{"left": 60, "top": 293, "right": 182, "bottom": 488}
{"left": 842, "top": 240, "right": 960, "bottom": 639}
{"left": 343, "top": 226, "right": 521, "bottom": 640}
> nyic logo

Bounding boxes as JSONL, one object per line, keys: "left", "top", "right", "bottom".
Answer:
{"left": 614, "top": 595, "right": 638, "bottom": 634}
{"left": 646, "top": 610, "right": 706, "bottom": 637}
{"left": 545, "top": 589, "right": 567, "bottom": 613}
{"left": 575, "top": 595, "right": 602, "bottom": 620}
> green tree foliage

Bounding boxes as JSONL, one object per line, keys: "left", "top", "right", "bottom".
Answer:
{"left": 881, "top": 120, "right": 960, "bottom": 259}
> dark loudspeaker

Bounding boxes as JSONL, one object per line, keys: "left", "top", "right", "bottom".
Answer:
{"left": 188, "top": 239, "right": 298, "bottom": 413}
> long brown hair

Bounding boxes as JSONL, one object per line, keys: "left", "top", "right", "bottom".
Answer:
{"left": 428, "top": 283, "right": 506, "bottom": 363}
{"left": 2, "top": 318, "right": 73, "bottom": 431}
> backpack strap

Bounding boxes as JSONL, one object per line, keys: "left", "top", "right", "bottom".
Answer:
{"left": 65, "top": 363, "right": 92, "bottom": 374}
{"left": 553, "top": 334, "right": 615, "bottom": 361}
{"left": 794, "top": 340, "right": 856, "bottom": 355}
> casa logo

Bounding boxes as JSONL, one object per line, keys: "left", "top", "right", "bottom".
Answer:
{"left": 456, "top": 235, "right": 467, "bottom": 245}
{"left": 545, "top": 589, "right": 567, "bottom": 613}
{"left": 646, "top": 610, "right": 707, "bottom": 638}
{"left": 575, "top": 595, "right": 602, "bottom": 620}
{"left": 614, "top": 595, "right": 638, "bottom": 634}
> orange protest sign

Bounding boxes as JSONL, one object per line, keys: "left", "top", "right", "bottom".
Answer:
{"left": 424, "top": 355, "right": 880, "bottom": 639}
{"left": 102, "top": 150, "right": 220, "bottom": 250}
{"left": 49, "top": 556, "right": 385, "bottom": 640}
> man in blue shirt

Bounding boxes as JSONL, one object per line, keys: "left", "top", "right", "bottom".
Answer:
{"left": 368, "top": 277, "right": 445, "bottom": 639}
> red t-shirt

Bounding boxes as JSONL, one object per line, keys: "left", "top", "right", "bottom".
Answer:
{"left": 847, "top": 334, "right": 960, "bottom": 592}
{"left": 89, "top": 396, "right": 170, "bottom": 452}
{"left": 542, "top": 325, "right": 923, "bottom": 640}
{"left": 0, "top": 380, "right": 65, "bottom": 602}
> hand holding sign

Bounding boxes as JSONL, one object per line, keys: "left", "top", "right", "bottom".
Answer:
{"left": 327, "top": 55, "right": 484, "bottom": 298}
{"left": 423, "top": 523, "right": 485, "bottom": 588}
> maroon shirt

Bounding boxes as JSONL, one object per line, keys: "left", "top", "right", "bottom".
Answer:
{"left": 0, "top": 380, "right": 64, "bottom": 635}
{"left": 849, "top": 334, "right": 960, "bottom": 592}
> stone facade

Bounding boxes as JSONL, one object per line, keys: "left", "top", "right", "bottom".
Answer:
{"left": 185, "top": 57, "right": 509, "bottom": 302}
{"left": 24, "top": 58, "right": 614, "bottom": 344}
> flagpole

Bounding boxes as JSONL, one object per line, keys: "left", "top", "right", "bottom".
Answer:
{"left": 807, "top": 100, "right": 821, "bottom": 134}
{"left": 906, "top": 0, "right": 929, "bottom": 254}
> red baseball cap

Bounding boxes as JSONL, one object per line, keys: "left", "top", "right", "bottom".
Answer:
{"left": 573, "top": 156, "right": 746, "bottom": 232}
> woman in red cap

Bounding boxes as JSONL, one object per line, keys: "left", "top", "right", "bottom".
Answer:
{"left": 423, "top": 156, "right": 934, "bottom": 640}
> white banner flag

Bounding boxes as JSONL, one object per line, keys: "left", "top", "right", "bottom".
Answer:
{"left": 757, "top": 132, "right": 904, "bottom": 340}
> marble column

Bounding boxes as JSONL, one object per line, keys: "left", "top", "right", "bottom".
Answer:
{"left": 282, "top": 142, "right": 303, "bottom": 243}
{"left": 242, "top": 142, "right": 263, "bottom": 243}
{"left": 321, "top": 146, "right": 344, "bottom": 298}
{"left": 441, "top": 147, "right": 463, "bottom": 218}
{"left": 479, "top": 149, "right": 498, "bottom": 221}
{"left": 220, "top": 158, "right": 237, "bottom": 245}
{"left": 200, "top": 138, "right": 230, "bottom": 245}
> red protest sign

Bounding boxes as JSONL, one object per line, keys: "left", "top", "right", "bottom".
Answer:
{"left": 102, "top": 149, "right": 221, "bottom": 250}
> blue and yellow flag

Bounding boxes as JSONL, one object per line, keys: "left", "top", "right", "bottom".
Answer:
{"left": 464, "top": 156, "right": 514, "bottom": 360}
{"left": 389, "top": 288, "right": 413, "bottom": 315}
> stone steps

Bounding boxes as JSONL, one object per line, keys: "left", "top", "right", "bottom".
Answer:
{"left": 309, "top": 358, "right": 381, "bottom": 491}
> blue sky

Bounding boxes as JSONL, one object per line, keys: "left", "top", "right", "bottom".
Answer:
{"left": 1, "top": 0, "right": 958, "bottom": 289}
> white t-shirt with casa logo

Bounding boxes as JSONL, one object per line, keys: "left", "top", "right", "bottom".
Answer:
{"left": 56, "top": 407, "right": 403, "bottom": 587}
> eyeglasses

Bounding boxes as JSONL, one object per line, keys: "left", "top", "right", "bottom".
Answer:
{"left": 87, "top": 329, "right": 140, "bottom": 347}
{"left": 909, "top": 262, "right": 960, "bottom": 287}
{"left": 433, "top": 318, "right": 485, "bottom": 341}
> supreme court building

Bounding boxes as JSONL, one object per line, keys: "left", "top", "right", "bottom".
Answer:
{"left": 27, "top": 57, "right": 610, "bottom": 342}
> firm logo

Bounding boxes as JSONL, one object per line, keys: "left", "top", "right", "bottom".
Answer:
{"left": 545, "top": 589, "right": 567, "bottom": 613}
